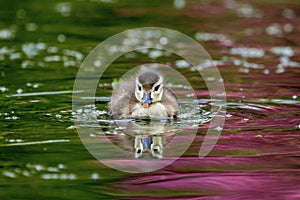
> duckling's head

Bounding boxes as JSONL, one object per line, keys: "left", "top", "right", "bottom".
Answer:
{"left": 135, "top": 71, "right": 164, "bottom": 108}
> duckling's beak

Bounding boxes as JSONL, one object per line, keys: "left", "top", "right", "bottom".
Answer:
{"left": 141, "top": 136, "right": 152, "bottom": 149}
{"left": 142, "top": 93, "right": 152, "bottom": 108}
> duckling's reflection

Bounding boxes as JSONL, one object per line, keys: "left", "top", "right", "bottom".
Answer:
{"left": 115, "top": 120, "right": 178, "bottom": 159}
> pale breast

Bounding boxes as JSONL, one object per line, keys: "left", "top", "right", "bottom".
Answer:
{"left": 131, "top": 103, "right": 168, "bottom": 118}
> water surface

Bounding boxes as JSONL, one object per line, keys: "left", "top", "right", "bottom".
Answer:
{"left": 0, "top": 0, "right": 300, "bottom": 199}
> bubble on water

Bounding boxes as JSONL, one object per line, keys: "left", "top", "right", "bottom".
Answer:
{"left": 67, "top": 125, "right": 76, "bottom": 129}
{"left": 226, "top": 113, "right": 232, "bottom": 118}
{"left": 68, "top": 173, "right": 77, "bottom": 180}
{"left": 10, "top": 52, "right": 22, "bottom": 60}
{"left": 63, "top": 49, "right": 83, "bottom": 61}
{"left": 195, "top": 32, "right": 227, "bottom": 42}
{"left": 256, "top": 134, "right": 263, "bottom": 138}
{"left": 56, "top": 114, "right": 62, "bottom": 119}
{"left": 230, "top": 47, "right": 264, "bottom": 58}
{"left": 282, "top": 8, "right": 296, "bottom": 19}
{"left": 0, "top": 29, "right": 15, "bottom": 40}
{"left": 239, "top": 67, "right": 249, "bottom": 73}
{"left": 276, "top": 64, "right": 285, "bottom": 74}
{"left": 33, "top": 83, "right": 40, "bottom": 88}
{"left": 34, "top": 164, "right": 45, "bottom": 171}
{"left": 279, "top": 56, "right": 299, "bottom": 68}
{"left": 136, "top": 48, "right": 149, "bottom": 54}
{"left": 174, "top": 0, "right": 185, "bottom": 9}
{"left": 263, "top": 69, "right": 270, "bottom": 74}
{"left": 243, "top": 61, "right": 264, "bottom": 69}
{"left": 44, "top": 55, "right": 61, "bottom": 62}
{"left": 283, "top": 23, "right": 293, "bottom": 33}
{"left": 47, "top": 167, "right": 59, "bottom": 172}
{"left": 36, "top": 42, "right": 47, "bottom": 50}
{"left": 21, "top": 60, "right": 34, "bottom": 68}
{"left": 25, "top": 23, "right": 38, "bottom": 32}
{"left": 0, "top": 87, "right": 8, "bottom": 92}
{"left": 47, "top": 46, "right": 58, "bottom": 53}
{"left": 280, "top": 56, "right": 289, "bottom": 65}
{"left": 17, "top": 88, "right": 23, "bottom": 94}
{"left": 22, "top": 170, "right": 31, "bottom": 177}
{"left": 236, "top": 3, "right": 263, "bottom": 18}
{"left": 56, "top": 2, "right": 72, "bottom": 17}
{"left": 22, "top": 43, "right": 41, "bottom": 58}
{"left": 214, "top": 126, "right": 223, "bottom": 132}
{"left": 91, "top": 173, "right": 100, "bottom": 180}
{"left": 266, "top": 23, "right": 282, "bottom": 37}
{"left": 94, "top": 60, "right": 102, "bottom": 67}
{"left": 175, "top": 60, "right": 189, "bottom": 68}
{"left": 271, "top": 47, "right": 294, "bottom": 57}
{"left": 12, "top": 116, "right": 19, "bottom": 120}
{"left": 64, "top": 60, "right": 77, "bottom": 67}
{"left": 237, "top": 4, "right": 253, "bottom": 18}
{"left": 58, "top": 164, "right": 66, "bottom": 169}
{"left": 0, "top": 46, "right": 11, "bottom": 55}
{"left": 57, "top": 34, "right": 66, "bottom": 42}
{"left": 159, "top": 37, "right": 168, "bottom": 45}
{"left": 3, "top": 171, "right": 16, "bottom": 178}
{"left": 148, "top": 49, "right": 163, "bottom": 59}
{"left": 298, "top": 124, "right": 300, "bottom": 129}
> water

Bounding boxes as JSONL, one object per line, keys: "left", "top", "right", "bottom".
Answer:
{"left": 1, "top": 0, "right": 300, "bottom": 199}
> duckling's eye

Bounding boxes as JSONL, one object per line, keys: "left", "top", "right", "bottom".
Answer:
{"left": 138, "top": 85, "right": 142, "bottom": 91}
{"left": 154, "top": 85, "right": 160, "bottom": 92}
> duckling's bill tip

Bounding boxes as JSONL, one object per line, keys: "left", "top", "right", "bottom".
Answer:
{"left": 143, "top": 103, "right": 150, "bottom": 108}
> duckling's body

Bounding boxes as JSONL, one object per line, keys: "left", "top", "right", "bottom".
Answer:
{"left": 109, "top": 69, "right": 178, "bottom": 119}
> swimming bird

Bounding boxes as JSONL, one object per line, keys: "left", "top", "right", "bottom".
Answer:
{"left": 109, "top": 69, "right": 179, "bottom": 119}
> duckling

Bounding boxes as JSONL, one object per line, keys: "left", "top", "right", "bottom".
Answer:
{"left": 109, "top": 69, "right": 179, "bottom": 118}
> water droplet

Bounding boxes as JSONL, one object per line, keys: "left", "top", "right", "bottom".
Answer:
{"left": 3, "top": 171, "right": 16, "bottom": 178}
{"left": 56, "top": 114, "right": 62, "bottom": 119}
{"left": 159, "top": 37, "right": 168, "bottom": 45}
{"left": 263, "top": 69, "right": 269, "bottom": 74}
{"left": 58, "top": 164, "right": 66, "bottom": 169}
{"left": 94, "top": 60, "right": 102, "bottom": 67}
{"left": 17, "top": 88, "right": 23, "bottom": 94}
{"left": 148, "top": 50, "right": 163, "bottom": 59}
{"left": 283, "top": 23, "right": 293, "bottom": 33}
{"left": 10, "top": 52, "right": 22, "bottom": 60}
{"left": 214, "top": 126, "right": 223, "bottom": 132}
{"left": 57, "top": 34, "right": 66, "bottom": 42}
{"left": 230, "top": 47, "right": 264, "bottom": 58}
{"left": 56, "top": 2, "right": 72, "bottom": 17}
{"left": 0, "top": 87, "right": 8, "bottom": 92}
{"left": 282, "top": 8, "right": 295, "bottom": 19}
{"left": 266, "top": 23, "right": 282, "bottom": 37}
{"left": 91, "top": 173, "right": 100, "bottom": 180}
{"left": 175, "top": 60, "right": 189, "bottom": 68}
{"left": 0, "top": 29, "right": 14, "bottom": 40}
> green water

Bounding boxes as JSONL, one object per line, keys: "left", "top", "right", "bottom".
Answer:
{"left": 1, "top": 0, "right": 300, "bottom": 199}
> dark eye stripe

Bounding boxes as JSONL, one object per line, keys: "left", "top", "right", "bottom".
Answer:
{"left": 154, "top": 85, "right": 160, "bottom": 92}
